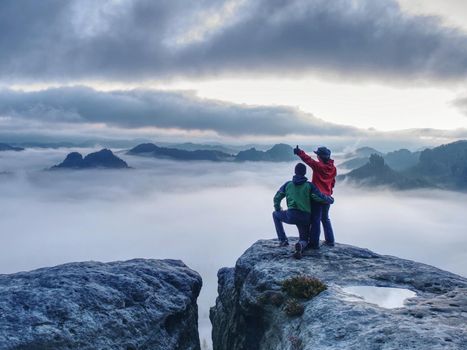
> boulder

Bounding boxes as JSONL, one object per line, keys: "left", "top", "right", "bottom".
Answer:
{"left": 0, "top": 259, "right": 202, "bottom": 350}
{"left": 211, "top": 240, "right": 467, "bottom": 350}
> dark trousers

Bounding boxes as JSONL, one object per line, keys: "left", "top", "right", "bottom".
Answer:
{"left": 309, "top": 202, "right": 334, "bottom": 248}
{"left": 272, "top": 209, "right": 310, "bottom": 243}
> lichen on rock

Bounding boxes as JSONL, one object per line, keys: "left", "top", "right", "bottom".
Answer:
{"left": 282, "top": 275, "right": 327, "bottom": 299}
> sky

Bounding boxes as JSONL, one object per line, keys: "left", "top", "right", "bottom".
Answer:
{"left": 1, "top": 0, "right": 467, "bottom": 148}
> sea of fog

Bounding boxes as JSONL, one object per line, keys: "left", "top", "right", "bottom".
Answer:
{"left": 1, "top": 148, "right": 467, "bottom": 348}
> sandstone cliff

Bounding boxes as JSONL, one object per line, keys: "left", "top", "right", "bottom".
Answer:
{"left": 211, "top": 240, "right": 467, "bottom": 350}
{"left": 0, "top": 259, "right": 202, "bottom": 350}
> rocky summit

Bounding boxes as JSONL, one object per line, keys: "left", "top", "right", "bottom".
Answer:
{"left": 0, "top": 259, "right": 202, "bottom": 350}
{"left": 210, "top": 239, "right": 467, "bottom": 350}
{"left": 51, "top": 149, "right": 129, "bottom": 169}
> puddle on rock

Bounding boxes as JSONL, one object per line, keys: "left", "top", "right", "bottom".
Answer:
{"left": 342, "top": 286, "right": 416, "bottom": 308}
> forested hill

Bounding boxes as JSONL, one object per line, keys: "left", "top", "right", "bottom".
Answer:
{"left": 340, "top": 140, "right": 467, "bottom": 190}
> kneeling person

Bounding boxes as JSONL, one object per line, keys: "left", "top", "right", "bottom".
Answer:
{"left": 273, "top": 163, "right": 333, "bottom": 253}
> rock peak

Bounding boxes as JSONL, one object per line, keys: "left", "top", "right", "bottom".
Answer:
{"left": 0, "top": 258, "right": 202, "bottom": 349}
{"left": 211, "top": 239, "right": 467, "bottom": 350}
{"left": 51, "top": 149, "right": 129, "bottom": 169}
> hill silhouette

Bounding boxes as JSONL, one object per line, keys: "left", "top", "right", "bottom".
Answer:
{"left": 52, "top": 149, "right": 129, "bottom": 169}
{"left": 344, "top": 146, "right": 382, "bottom": 159}
{"left": 341, "top": 140, "right": 467, "bottom": 190}
{"left": 340, "top": 148, "right": 421, "bottom": 171}
{"left": 235, "top": 144, "right": 295, "bottom": 162}
{"left": 409, "top": 140, "right": 467, "bottom": 189}
{"left": 340, "top": 154, "right": 429, "bottom": 189}
{"left": 0, "top": 143, "right": 24, "bottom": 152}
{"left": 127, "top": 143, "right": 234, "bottom": 161}
{"left": 128, "top": 143, "right": 295, "bottom": 162}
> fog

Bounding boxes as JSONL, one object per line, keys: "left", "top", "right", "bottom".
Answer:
{"left": 1, "top": 149, "right": 467, "bottom": 348}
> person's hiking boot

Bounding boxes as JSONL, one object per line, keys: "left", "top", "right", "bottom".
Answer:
{"left": 278, "top": 240, "right": 289, "bottom": 247}
{"left": 322, "top": 241, "right": 335, "bottom": 247}
{"left": 293, "top": 242, "right": 303, "bottom": 259}
{"left": 306, "top": 243, "right": 320, "bottom": 250}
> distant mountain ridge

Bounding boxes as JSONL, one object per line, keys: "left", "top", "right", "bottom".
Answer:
{"left": 340, "top": 148, "right": 421, "bottom": 171}
{"left": 340, "top": 140, "right": 467, "bottom": 190}
{"left": 170, "top": 142, "right": 238, "bottom": 154}
{"left": 51, "top": 149, "right": 129, "bottom": 169}
{"left": 344, "top": 146, "right": 382, "bottom": 159}
{"left": 127, "top": 143, "right": 234, "bottom": 162}
{"left": 339, "top": 154, "right": 430, "bottom": 189}
{"left": 235, "top": 144, "right": 295, "bottom": 162}
{"left": 410, "top": 140, "right": 467, "bottom": 189}
{"left": 0, "top": 143, "right": 24, "bottom": 152}
{"left": 127, "top": 143, "right": 295, "bottom": 162}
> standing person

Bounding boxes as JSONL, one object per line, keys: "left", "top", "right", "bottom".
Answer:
{"left": 294, "top": 146, "right": 337, "bottom": 250}
{"left": 273, "top": 163, "right": 333, "bottom": 258}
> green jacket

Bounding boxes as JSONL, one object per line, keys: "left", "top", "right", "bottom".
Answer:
{"left": 273, "top": 175, "right": 334, "bottom": 213}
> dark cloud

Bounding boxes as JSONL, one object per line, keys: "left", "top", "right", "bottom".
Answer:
{"left": 1, "top": 87, "right": 465, "bottom": 148}
{"left": 0, "top": 86, "right": 359, "bottom": 137}
{"left": 186, "top": 0, "right": 467, "bottom": 81}
{"left": 2, "top": 0, "right": 467, "bottom": 82}
{"left": 0, "top": 0, "right": 214, "bottom": 82}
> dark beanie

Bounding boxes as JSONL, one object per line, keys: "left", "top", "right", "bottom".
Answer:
{"left": 295, "top": 163, "right": 306, "bottom": 176}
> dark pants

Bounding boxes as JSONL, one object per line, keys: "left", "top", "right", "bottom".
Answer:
{"left": 272, "top": 209, "right": 311, "bottom": 244}
{"left": 309, "top": 202, "right": 334, "bottom": 248}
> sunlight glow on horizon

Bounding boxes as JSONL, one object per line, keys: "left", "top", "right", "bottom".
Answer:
{"left": 149, "top": 77, "right": 467, "bottom": 132}
{"left": 6, "top": 76, "right": 467, "bottom": 133}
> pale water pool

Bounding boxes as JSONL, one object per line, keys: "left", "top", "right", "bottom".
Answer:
{"left": 342, "top": 286, "right": 417, "bottom": 308}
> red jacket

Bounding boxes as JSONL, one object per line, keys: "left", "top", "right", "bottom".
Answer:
{"left": 297, "top": 150, "right": 336, "bottom": 196}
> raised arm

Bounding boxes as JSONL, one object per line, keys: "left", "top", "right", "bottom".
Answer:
{"left": 294, "top": 146, "right": 318, "bottom": 170}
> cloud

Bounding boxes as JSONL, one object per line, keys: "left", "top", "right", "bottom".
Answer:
{"left": 2, "top": 0, "right": 467, "bottom": 83}
{"left": 186, "top": 0, "right": 467, "bottom": 81}
{"left": 1, "top": 86, "right": 466, "bottom": 150}
{"left": 452, "top": 96, "right": 467, "bottom": 116}
{"left": 0, "top": 86, "right": 360, "bottom": 137}
{"left": 0, "top": 0, "right": 209, "bottom": 82}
